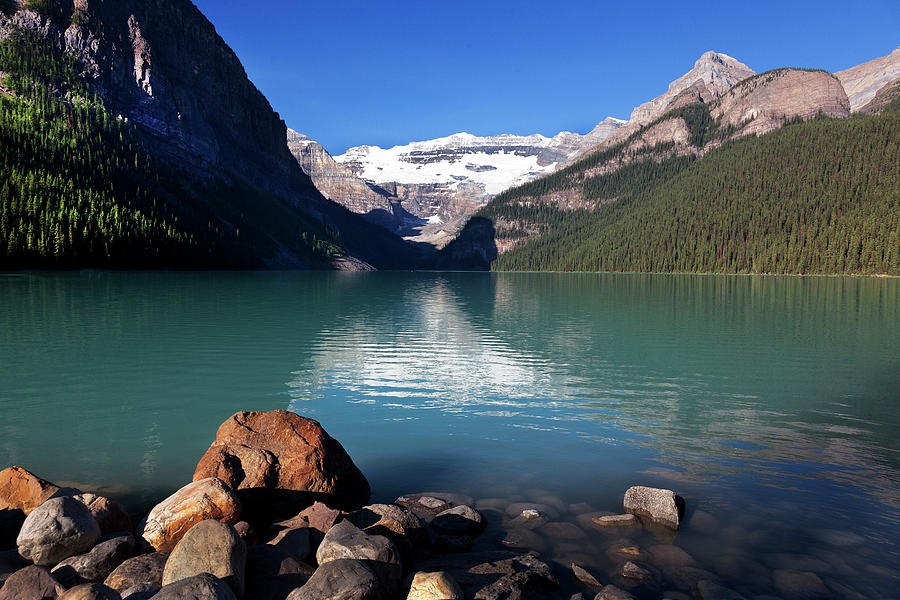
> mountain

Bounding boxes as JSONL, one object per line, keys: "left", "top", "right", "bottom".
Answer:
{"left": 293, "top": 119, "right": 626, "bottom": 247}
{"left": 836, "top": 46, "right": 900, "bottom": 111}
{"left": 0, "top": 0, "right": 421, "bottom": 269}
{"left": 440, "top": 50, "right": 897, "bottom": 275}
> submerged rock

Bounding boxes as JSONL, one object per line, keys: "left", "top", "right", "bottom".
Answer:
{"left": 571, "top": 562, "right": 602, "bottom": 588}
{"left": 623, "top": 486, "right": 683, "bottom": 530}
{"left": 594, "top": 585, "right": 637, "bottom": 600}
{"left": 592, "top": 514, "right": 638, "bottom": 528}
{"left": 136, "top": 478, "right": 241, "bottom": 552}
{"left": 771, "top": 570, "right": 832, "bottom": 600}
{"left": 693, "top": 580, "right": 748, "bottom": 600}
{"left": 162, "top": 520, "right": 246, "bottom": 597}
{"left": 17, "top": 496, "right": 102, "bottom": 566}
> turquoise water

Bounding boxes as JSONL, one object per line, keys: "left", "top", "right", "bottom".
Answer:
{"left": 1, "top": 272, "right": 898, "bottom": 597}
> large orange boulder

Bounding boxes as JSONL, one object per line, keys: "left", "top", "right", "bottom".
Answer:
{"left": 193, "top": 411, "right": 370, "bottom": 511}
{"left": 0, "top": 467, "right": 61, "bottom": 515}
{"left": 136, "top": 478, "right": 241, "bottom": 552}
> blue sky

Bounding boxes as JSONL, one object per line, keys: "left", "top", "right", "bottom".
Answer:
{"left": 193, "top": 0, "right": 899, "bottom": 155}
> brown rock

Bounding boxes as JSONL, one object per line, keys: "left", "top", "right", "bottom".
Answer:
{"left": 0, "top": 466, "right": 61, "bottom": 515}
{"left": 136, "top": 478, "right": 241, "bottom": 552}
{"left": 59, "top": 583, "right": 123, "bottom": 600}
{"left": 103, "top": 552, "right": 169, "bottom": 592}
{"left": 592, "top": 514, "right": 639, "bottom": 528}
{"left": 620, "top": 561, "right": 654, "bottom": 581}
{"left": 0, "top": 565, "right": 66, "bottom": 600}
{"left": 771, "top": 570, "right": 832, "bottom": 600}
{"left": 193, "top": 410, "right": 370, "bottom": 509}
{"left": 405, "top": 570, "right": 465, "bottom": 600}
{"left": 594, "top": 585, "right": 637, "bottom": 600}
{"left": 347, "top": 503, "right": 430, "bottom": 567}
{"left": 51, "top": 533, "right": 135, "bottom": 586}
{"left": 266, "top": 520, "right": 311, "bottom": 563}
{"left": 571, "top": 562, "right": 602, "bottom": 588}
{"left": 74, "top": 495, "right": 132, "bottom": 537}
{"left": 647, "top": 545, "right": 695, "bottom": 569}
{"left": 294, "top": 501, "right": 343, "bottom": 546}
{"left": 395, "top": 495, "right": 453, "bottom": 518}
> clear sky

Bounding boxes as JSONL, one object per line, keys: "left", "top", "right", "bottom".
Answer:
{"left": 193, "top": 0, "right": 899, "bottom": 155}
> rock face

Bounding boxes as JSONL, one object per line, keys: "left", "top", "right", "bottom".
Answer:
{"left": 17, "top": 496, "right": 102, "bottom": 566}
{"left": 162, "top": 520, "right": 246, "bottom": 597}
{"left": 0, "top": 466, "right": 61, "bottom": 514}
{"left": 712, "top": 69, "right": 851, "bottom": 137}
{"left": 0, "top": 565, "right": 66, "bottom": 600}
{"left": 193, "top": 410, "right": 370, "bottom": 510}
{"left": 630, "top": 52, "right": 755, "bottom": 125}
{"left": 623, "top": 486, "right": 682, "bottom": 529}
{"left": 137, "top": 478, "right": 241, "bottom": 552}
{"left": 836, "top": 46, "right": 900, "bottom": 111}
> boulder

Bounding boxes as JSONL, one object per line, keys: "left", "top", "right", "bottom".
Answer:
{"left": 136, "top": 478, "right": 241, "bottom": 552}
{"left": 152, "top": 573, "right": 238, "bottom": 600}
{"left": 405, "top": 571, "right": 464, "bottom": 600}
{"left": 103, "top": 552, "right": 169, "bottom": 592}
{"left": 58, "top": 583, "right": 123, "bottom": 600}
{"left": 594, "top": 585, "right": 637, "bottom": 600}
{"left": 120, "top": 583, "right": 159, "bottom": 599}
{"left": 771, "top": 570, "right": 832, "bottom": 600}
{"left": 430, "top": 506, "right": 484, "bottom": 535}
{"left": 316, "top": 521, "right": 401, "bottom": 568}
{"left": 623, "top": 486, "right": 683, "bottom": 529}
{"left": 286, "top": 558, "right": 388, "bottom": 600}
{"left": 51, "top": 533, "right": 135, "bottom": 586}
{"left": 162, "top": 520, "right": 246, "bottom": 597}
{"left": 295, "top": 501, "right": 344, "bottom": 544}
{"left": 245, "top": 544, "right": 314, "bottom": 600}
{"left": 17, "top": 496, "right": 102, "bottom": 566}
{"left": 0, "top": 466, "right": 61, "bottom": 515}
{"left": 73, "top": 495, "right": 132, "bottom": 537}
{"left": 0, "top": 565, "right": 66, "bottom": 600}
{"left": 193, "top": 410, "right": 370, "bottom": 510}
{"left": 348, "top": 503, "right": 430, "bottom": 567}
{"left": 415, "top": 551, "right": 558, "bottom": 600}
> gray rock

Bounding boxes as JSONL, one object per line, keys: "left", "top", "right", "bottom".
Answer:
{"left": 52, "top": 533, "right": 135, "bottom": 586}
{"left": 499, "top": 528, "right": 545, "bottom": 551}
{"left": 594, "top": 585, "right": 636, "bottom": 600}
{"left": 245, "top": 544, "right": 314, "bottom": 600}
{"left": 152, "top": 573, "right": 237, "bottom": 600}
{"left": 162, "top": 520, "right": 246, "bottom": 597}
{"left": 591, "top": 514, "right": 638, "bottom": 528}
{"left": 505, "top": 502, "right": 561, "bottom": 520}
{"left": 430, "top": 506, "right": 485, "bottom": 535}
{"left": 663, "top": 566, "right": 718, "bottom": 592}
{"left": 693, "top": 580, "right": 748, "bottom": 600}
{"left": 103, "top": 552, "right": 169, "bottom": 593}
{"left": 316, "top": 521, "right": 401, "bottom": 567}
{"left": 647, "top": 544, "right": 695, "bottom": 569}
{"left": 348, "top": 503, "right": 430, "bottom": 567}
{"left": 620, "top": 561, "right": 653, "bottom": 581}
{"left": 286, "top": 559, "right": 386, "bottom": 600}
{"left": 395, "top": 495, "right": 452, "bottom": 520}
{"left": 416, "top": 550, "right": 558, "bottom": 600}
{"left": 571, "top": 562, "right": 602, "bottom": 588}
{"left": 507, "top": 511, "right": 550, "bottom": 530}
{"left": 58, "top": 583, "right": 123, "bottom": 600}
{"left": 623, "top": 486, "right": 683, "bottom": 530}
{"left": 120, "top": 583, "right": 159, "bottom": 599}
{"left": 0, "top": 565, "right": 66, "bottom": 600}
{"left": 17, "top": 496, "right": 102, "bottom": 566}
{"left": 539, "top": 522, "right": 586, "bottom": 540}
{"left": 771, "top": 570, "right": 832, "bottom": 600}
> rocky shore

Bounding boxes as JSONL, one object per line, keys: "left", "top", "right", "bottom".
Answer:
{"left": 0, "top": 410, "right": 830, "bottom": 600}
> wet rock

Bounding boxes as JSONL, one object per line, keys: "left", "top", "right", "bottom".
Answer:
{"left": 576, "top": 511, "right": 616, "bottom": 532}
{"left": 396, "top": 495, "right": 453, "bottom": 520}
{"left": 286, "top": 558, "right": 388, "bottom": 600}
{"left": 137, "top": 478, "right": 241, "bottom": 552}
{"left": 568, "top": 502, "right": 594, "bottom": 514}
{"left": 17, "top": 496, "right": 102, "bottom": 566}
{"left": 686, "top": 510, "right": 720, "bottom": 534}
{"left": 605, "top": 542, "right": 647, "bottom": 563}
{"left": 620, "top": 561, "right": 654, "bottom": 581}
{"left": 762, "top": 554, "right": 829, "bottom": 573}
{"left": 103, "top": 552, "right": 169, "bottom": 593}
{"left": 571, "top": 562, "right": 602, "bottom": 588}
{"left": 593, "top": 584, "right": 637, "bottom": 600}
{"left": 771, "top": 570, "right": 831, "bottom": 600}
{"left": 52, "top": 533, "right": 135, "bottom": 586}
{"left": 73, "top": 495, "right": 132, "bottom": 538}
{"left": 647, "top": 544, "right": 695, "bottom": 569}
{"left": 416, "top": 550, "right": 558, "bottom": 600}
{"left": 706, "top": 554, "right": 769, "bottom": 586}
{"left": 153, "top": 573, "right": 237, "bottom": 600}
{"left": 533, "top": 496, "right": 567, "bottom": 514}
{"left": 0, "top": 565, "right": 66, "bottom": 600}
{"left": 316, "top": 521, "right": 401, "bottom": 569}
{"left": 505, "top": 502, "right": 561, "bottom": 520}
{"left": 120, "top": 583, "right": 159, "bottom": 599}
{"left": 475, "top": 499, "right": 509, "bottom": 512}
{"left": 162, "top": 520, "right": 246, "bottom": 597}
{"left": 193, "top": 410, "right": 371, "bottom": 510}
{"left": 499, "top": 528, "right": 545, "bottom": 551}
{"left": 0, "top": 466, "right": 61, "bottom": 515}
{"left": 421, "top": 492, "right": 474, "bottom": 507}
{"left": 539, "top": 522, "right": 586, "bottom": 540}
{"left": 812, "top": 529, "right": 866, "bottom": 547}
{"left": 663, "top": 566, "right": 719, "bottom": 592}
{"left": 245, "top": 544, "right": 314, "bottom": 600}
{"left": 405, "top": 571, "right": 465, "bottom": 600}
{"left": 58, "top": 583, "right": 123, "bottom": 600}
{"left": 508, "top": 511, "right": 550, "bottom": 530}
{"left": 348, "top": 503, "right": 430, "bottom": 567}
{"left": 592, "top": 514, "right": 638, "bottom": 528}
{"left": 623, "top": 486, "right": 683, "bottom": 530}
{"left": 694, "top": 580, "right": 748, "bottom": 600}
{"left": 431, "top": 506, "right": 485, "bottom": 535}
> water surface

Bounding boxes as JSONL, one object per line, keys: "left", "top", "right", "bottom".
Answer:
{"left": 1, "top": 272, "right": 898, "bottom": 597}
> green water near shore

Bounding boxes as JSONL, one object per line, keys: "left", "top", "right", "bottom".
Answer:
{"left": 1, "top": 272, "right": 898, "bottom": 597}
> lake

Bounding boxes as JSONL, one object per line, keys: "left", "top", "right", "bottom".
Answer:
{"left": 1, "top": 271, "right": 898, "bottom": 598}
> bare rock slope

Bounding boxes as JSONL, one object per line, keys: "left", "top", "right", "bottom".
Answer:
{"left": 836, "top": 46, "right": 900, "bottom": 111}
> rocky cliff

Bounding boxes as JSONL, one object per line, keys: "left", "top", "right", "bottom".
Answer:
{"left": 836, "top": 46, "right": 900, "bottom": 111}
